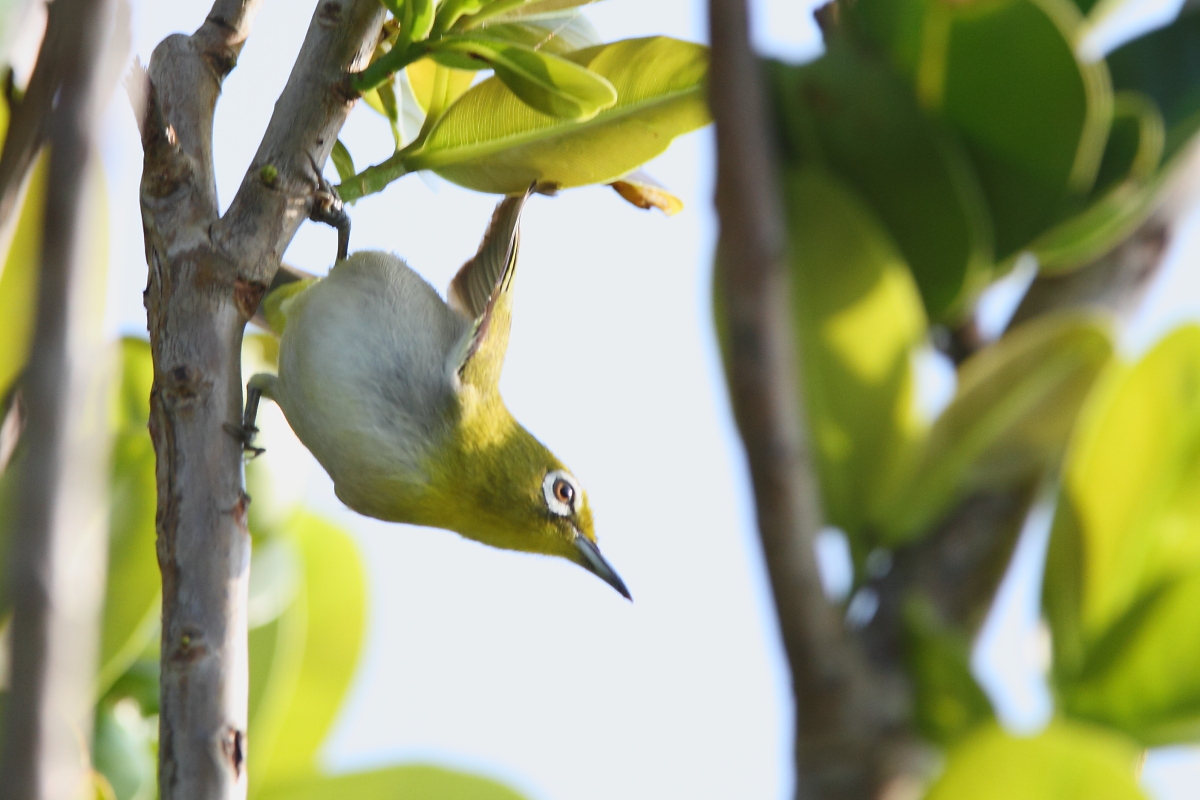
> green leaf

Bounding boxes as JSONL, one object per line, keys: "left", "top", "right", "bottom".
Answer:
{"left": 1044, "top": 326, "right": 1200, "bottom": 742}
{"left": 1032, "top": 91, "right": 1165, "bottom": 275}
{"left": 330, "top": 140, "right": 356, "bottom": 184}
{"left": 469, "top": 11, "right": 601, "bottom": 55}
{"left": 258, "top": 765, "right": 529, "bottom": 800}
{"left": 875, "top": 313, "right": 1112, "bottom": 544}
{"left": 97, "top": 338, "right": 161, "bottom": 697}
{"left": 1047, "top": 327, "right": 1200, "bottom": 644}
{"left": 430, "top": 35, "right": 616, "bottom": 120}
{"left": 406, "top": 58, "right": 477, "bottom": 115}
{"left": 777, "top": 166, "right": 927, "bottom": 545}
{"left": 925, "top": 721, "right": 1147, "bottom": 800}
{"left": 403, "top": 0, "right": 436, "bottom": 44}
{"left": 767, "top": 37, "right": 993, "bottom": 319}
{"left": 0, "top": 152, "right": 48, "bottom": 400}
{"left": 904, "top": 597, "right": 994, "bottom": 746}
{"left": 249, "top": 513, "right": 367, "bottom": 795}
{"left": 459, "top": 0, "right": 605, "bottom": 27}
{"left": 1107, "top": 6, "right": 1200, "bottom": 163}
{"left": 1061, "top": 572, "right": 1200, "bottom": 743}
{"left": 434, "top": 0, "right": 489, "bottom": 34}
{"left": 851, "top": 0, "right": 1113, "bottom": 258}
{"left": 398, "top": 36, "right": 708, "bottom": 196}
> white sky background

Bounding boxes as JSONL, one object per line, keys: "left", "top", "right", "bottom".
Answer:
{"left": 86, "top": 0, "right": 1200, "bottom": 798}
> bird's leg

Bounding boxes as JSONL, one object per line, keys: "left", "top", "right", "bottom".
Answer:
{"left": 309, "top": 166, "right": 351, "bottom": 262}
{"left": 225, "top": 374, "right": 276, "bottom": 457}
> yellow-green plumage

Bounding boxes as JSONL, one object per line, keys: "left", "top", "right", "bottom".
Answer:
{"left": 251, "top": 192, "right": 627, "bottom": 598}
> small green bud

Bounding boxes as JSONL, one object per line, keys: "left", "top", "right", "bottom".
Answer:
{"left": 260, "top": 164, "right": 279, "bottom": 186}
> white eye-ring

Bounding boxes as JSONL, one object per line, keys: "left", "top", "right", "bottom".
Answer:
{"left": 543, "top": 470, "right": 579, "bottom": 517}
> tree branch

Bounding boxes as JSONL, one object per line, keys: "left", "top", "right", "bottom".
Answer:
{"left": 707, "top": 1, "right": 914, "bottom": 797}
{"left": 137, "top": 2, "right": 383, "bottom": 798}
{"left": 1010, "top": 219, "right": 1168, "bottom": 329}
{"left": 0, "top": 0, "right": 117, "bottom": 797}
{"left": 216, "top": 1, "right": 385, "bottom": 283}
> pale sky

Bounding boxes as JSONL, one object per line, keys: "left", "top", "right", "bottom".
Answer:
{"left": 78, "top": 0, "right": 1200, "bottom": 798}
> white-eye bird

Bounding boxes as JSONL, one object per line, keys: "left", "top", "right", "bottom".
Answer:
{"left": 246, "top": 191, "right": 629, "bottom": 599}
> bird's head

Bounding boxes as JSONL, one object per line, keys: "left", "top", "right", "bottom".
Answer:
{"left": 423, "top": 414, "right": 630, "bottom": 600}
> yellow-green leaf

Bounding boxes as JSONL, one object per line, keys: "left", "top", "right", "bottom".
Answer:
{"left": 97, "top": 338, "right": 161, "bottom": 696}
{"left": 330, "top": 140, "right": 356, "bottom": 183}
{"left": 0, "top": 153, "right": 48, "bottom": 400}
{"left": 258, "top": 765, "right": 529, "bottom": 800}
{"left": 406, "top": 36, "right": 709, "bottom": 193}
{"left": 1048, "top": 327, "right": 1200, "bottom": 643}
{"left": 406, "top": 58, "right": 477, "bottom": 117}
{"left": 460, "top": 0, "right": 605, "bottom": 27}
{"left": 778, "top": 166, "right": 927, "bottom": 545}
{"left": 1044, "top": 326, "right": 1200, "bottom": 742}
{"left": 925, "top": 721, "right": 1147, "bottom": 800}
{"left": 431, "top": 36, "right": 616, "bottom": 120}
{"left": 470, "top": 12, "right": 600, "bottom": 55}
{"left": 249, "top": 513, "right": 367, "bottom": 796}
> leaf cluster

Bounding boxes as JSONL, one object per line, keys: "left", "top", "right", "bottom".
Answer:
{"left": 334, "top": 0, "right": 709, "bottom": 208}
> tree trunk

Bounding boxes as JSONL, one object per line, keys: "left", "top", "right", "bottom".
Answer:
{"left": 0, "top": 0, "right": 117, "bottom": 797}
{"left": 706, "top": 1, "right": 928, "bottom": 797}
{"left": 133, "top": 2, "right": 384, "bottom": 797}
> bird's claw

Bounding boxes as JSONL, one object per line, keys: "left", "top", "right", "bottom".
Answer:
{"left": 224, "top": 421, "right": 265, "bottom": 458}
{"left": 309, "top": 160, "right": 351, "bottom": 262}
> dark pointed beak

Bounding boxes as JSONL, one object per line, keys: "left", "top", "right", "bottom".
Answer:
{"left": 574, "top": 532, "right": 632, "bottom": 601}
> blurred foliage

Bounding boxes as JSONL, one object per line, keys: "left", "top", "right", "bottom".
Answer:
{"left": 925, "top": 721, "right": 1148, "bottom": 800}
{"left": 1045, "top": 326, "right": 1200, "bottom": 745}
{"left": 874, "top": 312, "right": 1112, "bottom": 544}
{"left": 0, "top": 148, "right": 46, "bottom": 402}
{"left": 714, "top": 0, "right": 1200, "bottom": 795}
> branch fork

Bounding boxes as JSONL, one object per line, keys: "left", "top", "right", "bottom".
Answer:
{"left": 135, "top": 2, "right": 384, "bottom": 798}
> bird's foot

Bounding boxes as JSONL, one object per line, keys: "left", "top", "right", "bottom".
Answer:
{"left": 309, "top": 161, "right": 350, "bottom": 262}
{"left": 225, "top": 421, "right": 265, "bottom": 458}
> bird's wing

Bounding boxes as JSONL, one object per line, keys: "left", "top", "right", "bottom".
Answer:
{"left": 448, "top": 187, "right": 532, "bottom": 389}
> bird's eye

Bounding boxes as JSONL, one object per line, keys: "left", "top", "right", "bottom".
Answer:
{"left": 542, "top": 470, "right": 578, "bottom": 516}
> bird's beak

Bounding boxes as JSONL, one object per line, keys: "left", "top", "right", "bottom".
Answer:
{"left": 573, "top": 531, "right": 632, "bottom": 601}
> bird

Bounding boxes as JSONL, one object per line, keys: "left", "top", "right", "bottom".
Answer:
{"left": 243, "top": 190, "right": 630, "bottom": 599}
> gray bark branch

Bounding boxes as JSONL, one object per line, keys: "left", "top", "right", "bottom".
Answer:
{"left": 706, "top": 1, "right": 915, "bottom": 797}
{"left": 135, "top": 2, "right": 383, "bottom": 798}
{"left": 0, "top": 0, "right": 117, "bottom": 797}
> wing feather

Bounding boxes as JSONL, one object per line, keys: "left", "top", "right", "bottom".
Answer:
{"left": 448, "top": 187, "right": 533, "bottom": 386}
